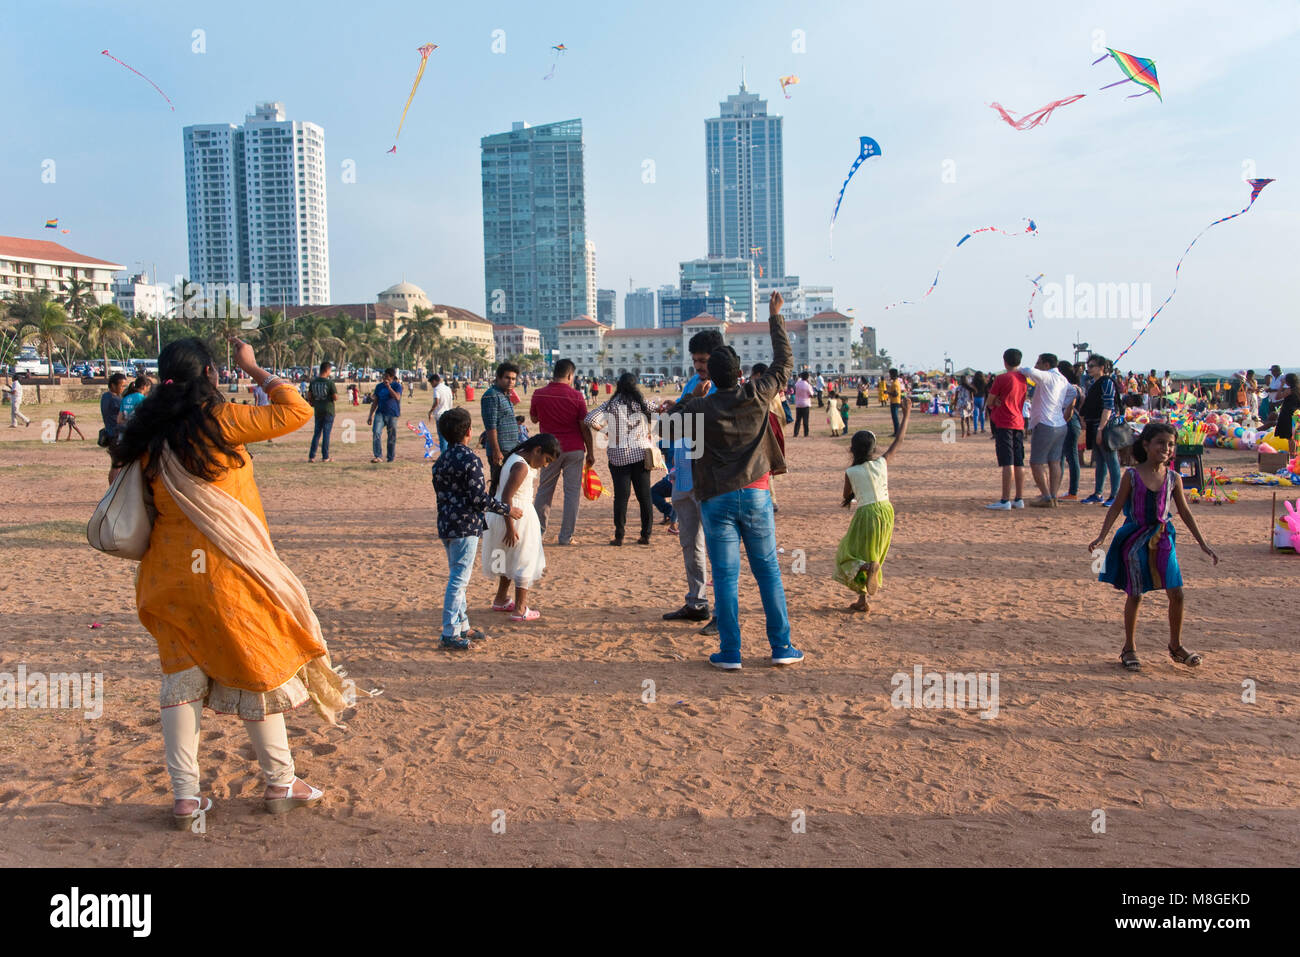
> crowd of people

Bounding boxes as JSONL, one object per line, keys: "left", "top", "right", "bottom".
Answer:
{"left": 30, "top": 302, "right": 1288, "bottom": 829}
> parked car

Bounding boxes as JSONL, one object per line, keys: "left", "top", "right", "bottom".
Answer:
{"left": 14, "top": 349, "right": 51, "bottom": 376}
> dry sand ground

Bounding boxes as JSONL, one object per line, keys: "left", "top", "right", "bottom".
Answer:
{"left": 1, "top": 392, "right": 1297, "bottom": 867}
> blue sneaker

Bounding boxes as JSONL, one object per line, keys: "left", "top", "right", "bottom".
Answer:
{"left": 771, "top": 646, "right": 804, "bottom": 666}
{"left": 1080, "top": 494, "right": 1103, "bottom": 504}
{"left": 1101, "top": 497, "right": 1115, "bottom": 508}
{"left": 440, "top": 635, "right": 471, "bottom": 651}
{"left": 709, "top": 650, "right": 743, "bottom": 670}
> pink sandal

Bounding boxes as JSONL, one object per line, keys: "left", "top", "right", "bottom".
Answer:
{"left": 491, "top": 600, "right": 515, "bottom": 612}
{"left": 510, "top": 607, "right": 541, "bottom": 621}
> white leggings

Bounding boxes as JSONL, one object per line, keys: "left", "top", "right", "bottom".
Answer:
{"left": 161, "top": 700, "right": 295, "bottom": 798}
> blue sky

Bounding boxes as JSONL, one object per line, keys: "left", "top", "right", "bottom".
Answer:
{"left": 5, "top": 0, "right": 1298, "bottom": 369}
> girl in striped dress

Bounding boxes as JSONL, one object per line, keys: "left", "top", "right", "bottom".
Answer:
{"left": 1089, "top": 422, "right": 1219, "bottom": 672}
{"left": 834, "top": 396, "right": 910, "bottom": 612}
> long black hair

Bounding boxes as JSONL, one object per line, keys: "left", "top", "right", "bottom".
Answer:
{"left": 850, "top": 429, "right": 877, "bottom": 465}
{"left": 613, "top": 372, "right": 651, "bottom": 420}
{"left": 113, "top": 337, "right": 244, "bottom": 481}
{"left": 512, "top": 432, "right": 561, "bottom": 461}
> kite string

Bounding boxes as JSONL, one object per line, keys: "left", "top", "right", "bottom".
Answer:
{"left": 884, "top": 220, "right": 1037, "bottom": 310}
{"left": 101, "top": 50, "right": 174, "bottom": 111}
{"left": 1112, "top": 194, "right": 1267, "bottom": 364}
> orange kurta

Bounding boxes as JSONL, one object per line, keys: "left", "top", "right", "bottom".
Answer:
{"left": 136, "top": 382, "right": 316, "bottom": 692}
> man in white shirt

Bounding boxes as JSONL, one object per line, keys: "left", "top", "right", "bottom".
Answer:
{"left": 6, "top": 378, "right": 31, "bottom": 428}
{"left": 426, "top": 373, "right": 455, "bottom": 453}
{"left": 1264, "top": 365, "right": 1285, "bottom": 420}
{"left": 1017, "top": 352, "right": 1070, "bottom": 507}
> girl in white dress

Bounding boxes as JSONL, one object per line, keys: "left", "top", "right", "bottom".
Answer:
{"left": 483, "top": 433, "right": 560, "bottom": 621}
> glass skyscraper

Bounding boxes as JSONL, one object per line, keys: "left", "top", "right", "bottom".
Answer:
{"left": 481, "top": 119, "right": 591, "bottom": 353}
{"left": 182, "top": 102, "right": 330, "bottom": 307}
{"left": 705, "top": 81, "right": 785, "bottom": 283}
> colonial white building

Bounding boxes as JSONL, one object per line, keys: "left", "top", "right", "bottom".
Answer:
{"left": 0, "top": 236, "right": 123, "bottom": 305}
{"left": 376, "top": 279, "right": 432, "bottom": 316}
{"left": 112, "top": 273, "right": 172, "bottom": 317}
{"left": 494, "top": 324, "right": 542, "bottom": 359}
{"left": 556, "top": 310, "right": 855, "bottom": 378}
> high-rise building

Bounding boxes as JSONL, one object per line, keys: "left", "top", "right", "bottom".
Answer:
{"left": 679, "top": 257, "right": 757, "bottom": 322}
{"left": 705, "top": 78, "right": 785, "bottom": 284}
{"left": 481, "top": 119, "right": 590, "bottom": 353}
{"left": 596, "top": 288, "right": 617, "bottom": 327}
{"left": 183, "top": 102, "right": 330, "bottom": 307}
{"left": 624, "top": 287, "right": 656, "bottom": 329}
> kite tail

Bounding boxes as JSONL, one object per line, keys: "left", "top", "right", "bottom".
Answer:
{"left": 1098, "top": 78, "right": 1132, "bottom": 91}
{"left": 101, "top": 49, "right": 175, "bottom": 111}
{"left": 1126, "top": 89, "right": 1155, "bottom": 98}
{"left": 988, "top": 95, "right": 1085, "bottom": 131}
{"left": 1091, "top": 54, "right": 1109, "bottom": 65}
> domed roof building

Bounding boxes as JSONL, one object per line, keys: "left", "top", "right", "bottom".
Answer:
{"left": 376, "top": 280, "right": 432, "bottom": 315}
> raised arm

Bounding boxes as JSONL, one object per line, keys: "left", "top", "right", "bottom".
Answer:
{"left": 752, "top": 292, "right": 791, "bottom": 404}
{"left": 219, "top": 337, "right": 311, "bottom": 444}
{"left": 1087, "top": 470, "right": 1133, "bottom": 552}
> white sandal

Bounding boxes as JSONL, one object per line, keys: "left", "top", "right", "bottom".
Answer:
{"left": 172, "top": 796, "right": 213, "bottom": 831}
{"left": 264, "top": 776, "right": 324, "bottom": 815}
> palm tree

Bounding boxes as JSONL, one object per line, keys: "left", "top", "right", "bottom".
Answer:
{"left": 84, "top": 304, "right": 135, "bottom": 379}
{"left": 167, "top": 277, "right": 202, "bottom": 323}
{"left": 298, "top": 318, "right": 345, "bottom": 369}
{"left": 255, "top": 311, "right": 291, "bottom": 374}
{"left": 18, "top": 301, "right": 79, "bottom": 394}
{"left": 60, "top": 276, "right": 96, "bottom": 322}
{"left": 399, "top": 307, "right": 443, "bottom": 371}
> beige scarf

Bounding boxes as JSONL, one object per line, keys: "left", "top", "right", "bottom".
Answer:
{"left": 159, "top": 446, "right": 354, "bottom": 726}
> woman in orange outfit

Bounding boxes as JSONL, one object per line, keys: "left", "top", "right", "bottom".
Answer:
{"left": 114, "top": 335, "right": 349, "bottom": 829}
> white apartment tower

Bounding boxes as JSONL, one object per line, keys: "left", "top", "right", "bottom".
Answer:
{"left": 183, "top": 102, "right": 330, "bottom": 307}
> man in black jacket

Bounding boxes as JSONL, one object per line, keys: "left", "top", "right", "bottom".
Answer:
{"left": 673, "top": 292, "right": 802, "bottom": 669}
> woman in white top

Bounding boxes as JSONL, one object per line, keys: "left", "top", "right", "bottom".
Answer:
{"left": 834, "top": 397, "right": 911, "bottom": 612}
{"left": 482, "top": 433, "right": 559, "bottom": 621}
{"left": 584, "top": 373, "right": 655, "bottom": 545}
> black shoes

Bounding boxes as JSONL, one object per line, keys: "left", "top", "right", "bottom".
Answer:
{"left": 699, "top": 617, "right": 719, "bottom": 636}
{"left": 663, "top": 605, "right": 709, "bottom": 622}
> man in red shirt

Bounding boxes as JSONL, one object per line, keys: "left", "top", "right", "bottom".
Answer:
{"left": 985, "top": 348, "right": 1028, "bottom": 510}
{"left": 530, "top": 359, "right": 596, "bottom": 545}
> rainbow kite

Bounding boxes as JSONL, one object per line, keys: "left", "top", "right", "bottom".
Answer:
{"left": 829, "top": 136, "right": 881, "bottom": 251}
{"left": 1113, "top": 179, "right": 1274, "bottom": 364}
{"left": 779, "top": 74, "right": 800, "bottom": 99}
{"left": 101, "top": 49, "right": 175, "bottom": 111}
{"left": 45, "top": 219, "right": 58, "bottom": 229}
{"left": 389, "top": 43, "right": 437, "bottom": 153}
{"left": 989, "top": 46, "right": 1159, "bottom": 130}
{"left": 1093, "top": 48, "right": 1160, "bottom": 99}
{"left": 884, "top": 220, "right": 1038, "bottom": 310}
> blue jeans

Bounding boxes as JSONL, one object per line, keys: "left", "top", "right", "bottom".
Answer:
{"left": 441, "top": 537, "right": 479, "bottom": 637}
{"left": 1061, "top": 415, "right": 1081, "bottom": 495}
{"left": 651, "top": 476, "right": 676, "bottom": 521}
{"left": 973, "top": 396, "right": 986, "bottom": 431}
{"left": 372, "top": 413, "right": 398, "bottom": 461}
{"left": 699, "top": 488, "right": 791, "bottom": 654}
{"left": 310, "top": 413, "right": 334, "bottom": 460}
{"left": 1093, "top": 441, "right": 1121, "bottom": 498}
{"left": 781, "top": 399, "right": 793, "bottom": 424}
{"left": 890, "top": 403, "right": 902, "bottom": 435}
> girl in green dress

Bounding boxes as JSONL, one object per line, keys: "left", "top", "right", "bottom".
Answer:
{"left": 835, "top": 396, "right": 910, "bottom": 612}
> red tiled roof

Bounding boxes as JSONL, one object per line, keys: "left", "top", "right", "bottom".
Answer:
{"left": 0, "top": 236, "right": 123, "bottom": 269}
{"left": 430, "top": 304, "right": 490, "bottom": 325}
{"left": 682, "top": 314, "right": 723, "bottom": 326}
{"left": 808, "top": 311, "right": 851, "bottom": 322}
{"left": 559, "top": 317, "right": 604, "bottom": 329}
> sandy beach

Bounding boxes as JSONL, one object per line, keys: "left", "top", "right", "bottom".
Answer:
{"left": 1, "top": 394, "right": 1297, "bottom": 866}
